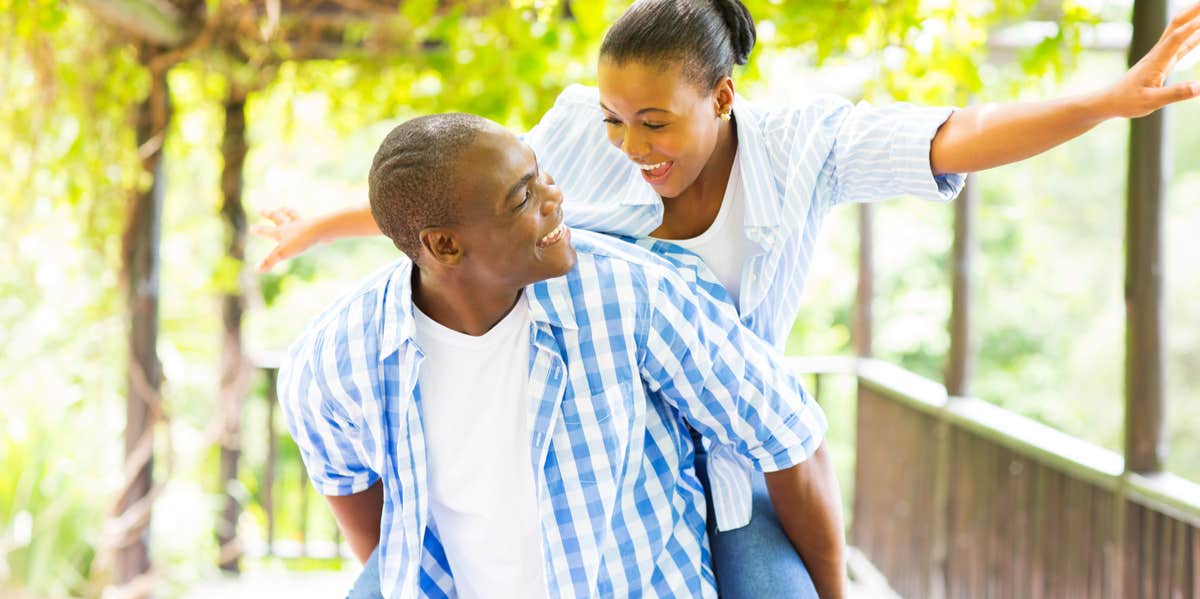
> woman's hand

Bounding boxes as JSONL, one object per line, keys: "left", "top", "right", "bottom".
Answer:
{"left": 252, "top": 207, "right": 323, "bottom": 272}
{"left": 1103, "top": 0, "right": 1200, "bottom": 119}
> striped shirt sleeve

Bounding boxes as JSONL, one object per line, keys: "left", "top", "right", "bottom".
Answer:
{"left": 804, "top": 95, "right": 966, "bottom": 206}
{"left": 278, "top": 299, "right": 383, "bottom": 497}
{"left": 637, "top": 267, "right": 828, "bottom": 472}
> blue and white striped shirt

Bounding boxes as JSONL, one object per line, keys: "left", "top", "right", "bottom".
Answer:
{"left": 280, "top": 231, "right": 828, "bottom": 599}
{"left": 525, "top": 85, "right": 966, "bottom": 530}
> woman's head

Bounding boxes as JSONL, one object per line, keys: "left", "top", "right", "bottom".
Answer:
{"left": 597, "top": 0, "right": 756, "bottom": 198}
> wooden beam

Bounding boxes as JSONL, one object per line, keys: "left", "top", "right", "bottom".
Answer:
{"left": 854, "top": 203, "right": 875, "bottom": 358}
{"left": 1124, "top": 0, "right": 1169, "bottom": 475}
{"left": 78, "top": 0, "right": 186, "bottom": 46}
{"left": 945, "top": 174, "right": 978, "bottom": 398}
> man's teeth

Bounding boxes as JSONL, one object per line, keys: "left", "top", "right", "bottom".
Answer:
{"left": 639, "top": 161, "right": 669, "bottom": 170}
{"left": 540, "top": 224, "right": 566, "bottom": 246}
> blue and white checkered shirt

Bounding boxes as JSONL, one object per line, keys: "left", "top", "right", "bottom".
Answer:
{"left": 280, "top": 231, "right": 828, "bottom": 599}
{"left": 525, "top": 85, "right": 966, "bottom": 531}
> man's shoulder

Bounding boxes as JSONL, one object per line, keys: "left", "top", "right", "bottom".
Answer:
{"left": 285, "top": 257, "right": 413, "bottom": 370}
{"left": 565, "top": 229, "right": 678, "bottom": 279}
{"left": 531, "top": 230, "right": 701, "bottom": 319}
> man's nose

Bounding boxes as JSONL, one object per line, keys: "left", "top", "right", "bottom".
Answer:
{"left": 541, "top": 180, "right": 564, "bottom": 215}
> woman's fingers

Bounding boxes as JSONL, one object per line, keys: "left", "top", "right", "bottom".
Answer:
{"left": 1151, "top": 79, "right": 1200, "bottom": 105}
{"left": 257, "top": 247, "right": 284, "bottom": 272}
{"left": 251, "top": 224, "right": 281, "bottom": 241}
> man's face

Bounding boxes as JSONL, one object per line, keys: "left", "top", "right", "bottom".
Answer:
{"left": 447, "top": 127, "right": 577, "bottom": 288}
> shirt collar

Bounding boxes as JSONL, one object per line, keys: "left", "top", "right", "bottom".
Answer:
{"left": 730, "top": 95, "right": 784, "bottom": 233}
{"left": 379, "top": 258, "right": 417, "bottom": 360}
{"left": 525, "top": 276, "right": 580, "bottom": 330}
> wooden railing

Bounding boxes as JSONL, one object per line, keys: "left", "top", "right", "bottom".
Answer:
{"left": 249, "top": 357, "right": 346, "bottom": 562}
{"left": 815, "top": 357, "right": 1200, "bottom": 598}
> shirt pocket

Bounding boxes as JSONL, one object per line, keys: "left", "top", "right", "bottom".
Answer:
{"left": 559, "top": 381, "right": 634, "bottom": 485}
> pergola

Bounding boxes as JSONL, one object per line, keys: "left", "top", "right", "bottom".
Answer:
{"left": 77, "top": 1, "right": 451, "bottom": 593}
{"left": 77, "top": 0, "right": 1195, "bottom": 597}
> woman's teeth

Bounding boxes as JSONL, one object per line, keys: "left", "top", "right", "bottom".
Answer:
{"left": 539, "top": 224, "right": 566, "bottom": 247}
{"left": 639, "top": 161, "right": 672, "bottom": 179}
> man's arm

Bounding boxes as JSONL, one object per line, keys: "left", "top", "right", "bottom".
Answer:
{"left": 637, "top": 269, "right": 845, "bottom": 597}
{"left": 278, "top": 307, "right": 389, "bottom": 565}
{"left": 930, "top": 0, "right": 1200, "bottom": 175}
{"left": 764, "top": 442, "right": 846, "bottom": 599}
{"left": 327, "top": 481, "right": 384, "bottom": 564}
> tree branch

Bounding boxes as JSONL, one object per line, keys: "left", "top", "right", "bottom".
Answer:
{"left": 77, "top": 0, "right": 186, "bottom": 46}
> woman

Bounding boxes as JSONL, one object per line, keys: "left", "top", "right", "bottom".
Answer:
{"left": 258, "top": 1, "right": 1200, "bottom": 596}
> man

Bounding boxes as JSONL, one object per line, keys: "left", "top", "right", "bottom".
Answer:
{"left": 279, "top": 113, "right": 843, "bottom": 598}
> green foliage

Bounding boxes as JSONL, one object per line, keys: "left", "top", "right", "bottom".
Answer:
{"left": 1, "top": 0, "right": 146, "bottom": 259}
{"left": 6, "top": 0, "right": 1184, "bottom": 596}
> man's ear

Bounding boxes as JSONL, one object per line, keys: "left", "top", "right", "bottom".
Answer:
{"left": 418, "top": 228, "right": 463, "bottom": 266}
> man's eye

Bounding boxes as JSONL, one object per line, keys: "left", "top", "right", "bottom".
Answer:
{"left": 520, "top": 186, "right": 533, "bottom": 207}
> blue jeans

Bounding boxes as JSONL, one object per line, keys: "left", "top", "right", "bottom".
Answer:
{"left": 695, "top": 442, "right": 819, "bottom": 598}
{"left": 347, "top": 446, "right": 817, "bottom": 598}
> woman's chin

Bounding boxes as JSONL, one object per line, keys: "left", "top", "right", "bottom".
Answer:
{"left": 648, "top": 178, "right": 684, "bottom": 199}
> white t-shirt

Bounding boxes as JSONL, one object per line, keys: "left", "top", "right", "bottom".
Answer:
{"left": 412, "top": 294, "right": 547, "bottom": 599}
{"left": 661, "top": 155, "right": 755, "bottom": 309}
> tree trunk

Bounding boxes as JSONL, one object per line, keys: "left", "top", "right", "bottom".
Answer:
{"left": 116, "top": 65, "right": 169, "bottom": 592}
{"left": 216, "top": 91, "right": 250, "bottom": 573}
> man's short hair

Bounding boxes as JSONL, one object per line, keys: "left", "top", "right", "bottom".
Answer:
{"left": 368, "top": 113, "right": 493, "bottom": 258}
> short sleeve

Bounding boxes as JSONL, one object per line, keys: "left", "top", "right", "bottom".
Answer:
{"left": 278, "top": 307, "right": 383, "bottom": 496}
{"left": 637, "top": 268, "right": 828, "bottom": 472}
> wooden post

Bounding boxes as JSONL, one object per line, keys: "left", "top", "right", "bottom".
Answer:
{"left": 264, "top": 367, "right": 279, "bottom": 557}
{"left": 946, "top": 174, "right": 978, "bottom": 398}
{"left": 216, "top": 91, "right": 250, "bottom": 573}
{"left": 1123, "top": 0, "right": 1169, "bottom": 475}
{"left": 116, "top": 64, "right": 169, "bottom": 590}
{"left": 300, "top": 458, "right": 311, "bottom": 558}
{"left": 855, "top": 203, "right": 874, "bottom": 358}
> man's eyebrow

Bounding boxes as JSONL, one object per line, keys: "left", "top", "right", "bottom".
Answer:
{"left": 599, "top": 102, "right": 670, "bottom": 115}
{"left": 505, "top": 172, "right": 536, "bottom": 204}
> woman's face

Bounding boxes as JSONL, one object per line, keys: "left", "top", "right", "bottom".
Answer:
{"left": 597, "top": 59, "right": 732, "bottom": 199}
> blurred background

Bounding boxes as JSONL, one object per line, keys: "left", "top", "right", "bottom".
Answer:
{"left": 2, "top": 0, "right": 1199, "bottom": 597}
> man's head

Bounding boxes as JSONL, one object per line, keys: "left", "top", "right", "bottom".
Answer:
{"left": 368, "top": 113, "right": 577, "bottom": 289}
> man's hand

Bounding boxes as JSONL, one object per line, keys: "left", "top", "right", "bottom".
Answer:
{"left": 764, "top": 442, "right": 847, "bottom": 599}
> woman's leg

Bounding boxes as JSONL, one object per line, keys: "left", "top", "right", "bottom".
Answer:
{"left": 694, "top": 439, "right": 819, "bottom": 599}
{"left": 345, "top": 545, "right": 383, "bottom": 599}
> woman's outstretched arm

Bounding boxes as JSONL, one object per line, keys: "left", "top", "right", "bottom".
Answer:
{"left": 252, "top": 204, "right": 379, "bottom": 272}
{"left": 930, "top": 0, "right": 1200, "bottom": 175}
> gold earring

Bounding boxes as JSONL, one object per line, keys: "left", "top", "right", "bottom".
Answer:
{"left": 719, "top": 111, "right": 732, "bottom": 121}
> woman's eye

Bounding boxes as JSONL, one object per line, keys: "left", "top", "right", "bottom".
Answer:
{"left": 644, "top": 123, "right": 666, "bottom": 130}
{"left": 603, "top": 117, "right": 621, "bottom": 126}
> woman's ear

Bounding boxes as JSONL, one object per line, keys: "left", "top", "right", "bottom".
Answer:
{"left": 713, "top": 76, "right": 736, "bottom": 116}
